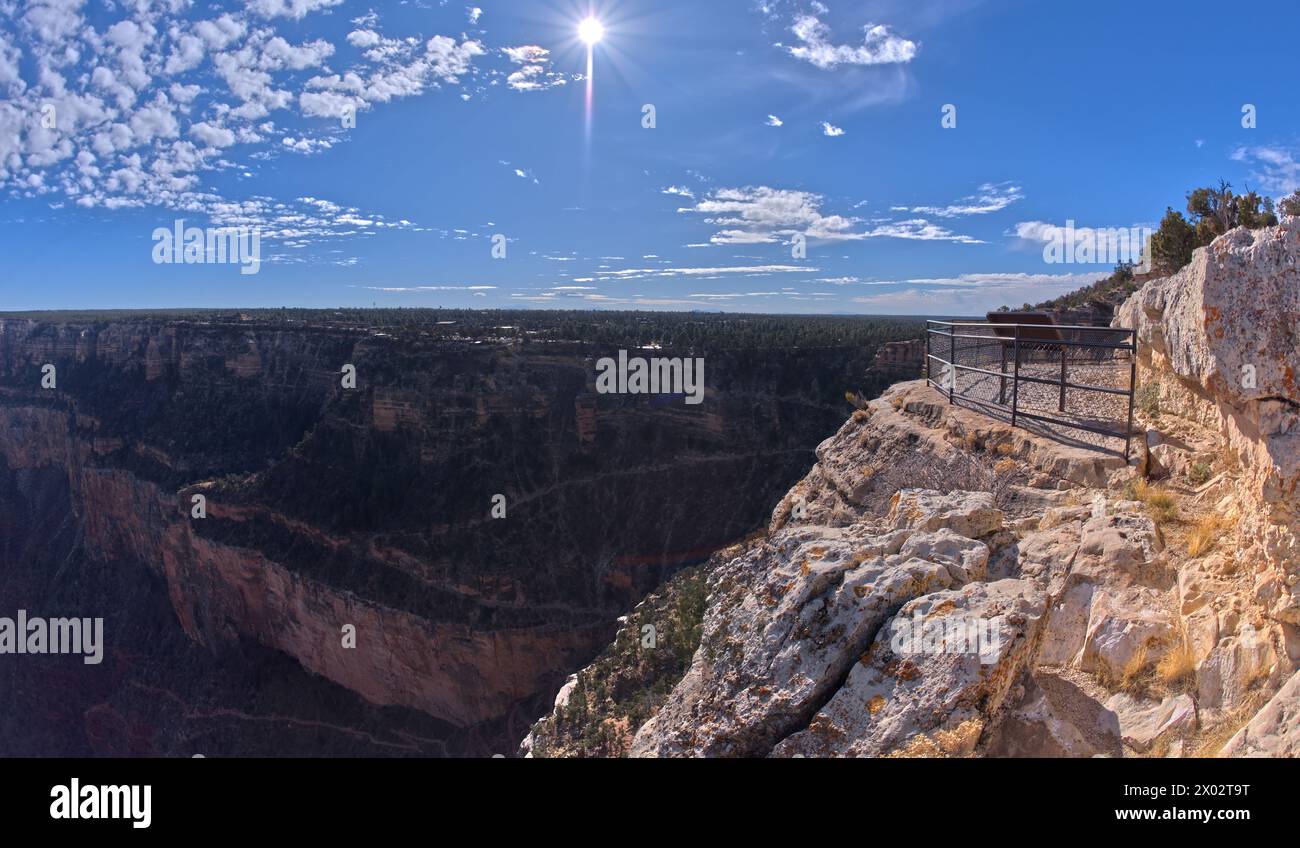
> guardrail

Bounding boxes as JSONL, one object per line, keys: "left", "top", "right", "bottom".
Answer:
{"left": 925, "top": 320, "right": 1138, "bottom": 461}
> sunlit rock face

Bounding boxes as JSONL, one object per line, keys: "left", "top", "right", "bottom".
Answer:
{"left": 0, "top": 316, "right": 888, "bottom": 756}
{"left": 1120, "top": 220, "right": 1300, "bottom": 626}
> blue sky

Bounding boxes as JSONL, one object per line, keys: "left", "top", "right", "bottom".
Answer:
{"left": 1, "top": 0, "right": 1297, "bottom": 314}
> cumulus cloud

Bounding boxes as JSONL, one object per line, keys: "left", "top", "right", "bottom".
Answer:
{"left": 683, "top": 186, "right": 861, "bottom": 244}
{"left": 0, "top": 1, "right": 587, "bottom": 264}
{"left": 190, "top": 121, "right": 236, "bottom": 148}
{"left": 786, "top": 15, "right": 918, "bottom": 70}
{"left": 247, "top": 0, "right": 344, "bottom": 21}
{"left": 821, "top": 121, "right": 844, "bottom": 137}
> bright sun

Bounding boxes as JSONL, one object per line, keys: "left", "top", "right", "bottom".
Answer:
{"left": 578, "top": 16, "right": 605, "bottom": 45}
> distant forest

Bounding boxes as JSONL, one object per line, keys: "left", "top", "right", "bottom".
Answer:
{"left": 0, "top": 308, "right": 928, "bottom": 353}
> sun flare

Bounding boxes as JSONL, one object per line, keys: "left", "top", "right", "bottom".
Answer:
{"left": 578, "top": 16, "right": 605, "bottom": 45}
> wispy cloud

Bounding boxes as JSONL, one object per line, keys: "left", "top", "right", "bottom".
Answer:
{"left": 1231, "top": 145, "right": 1300, "bottom": 195}
{"left": 591, "top": 264, "right": 816, "bottom": 282}
{"left": 907, "top": 183, "right": 1023, "bottom": 218}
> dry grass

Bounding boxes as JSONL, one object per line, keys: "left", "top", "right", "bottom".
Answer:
{"left": 1193, "top": 699, "right": 1265, "bottom": 758}
{"left": 1098, "top": 645, "right": 1151, "bottom": 695}
{"left": 1127, "top": 479, "right": 1180, "bottom": 524}
{"left": 1156, "top": 642, "right": 1197, "bottom": 692}
{"left": 1120, "top": 645, "right": 1150, "bottom": 694}
{"left": 1187, "top": 515, "right": 1227, "bottom": 557}
{"left": 852, "top": 408, "right": 872, "bottom": 424}
{"left": 994, "top": 458, "right": 1017, "bottom": 476}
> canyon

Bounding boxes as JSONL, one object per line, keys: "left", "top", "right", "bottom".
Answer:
{"left": 0, "top": 313, "right": 917, "bottom": 755}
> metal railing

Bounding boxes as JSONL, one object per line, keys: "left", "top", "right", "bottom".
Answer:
{"left": 925, "top": 320, "right": 1138, "bottom": 460}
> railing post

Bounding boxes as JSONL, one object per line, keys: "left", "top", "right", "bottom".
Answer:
{"left": 925, "top": 323, "right": 932, "bottom": 388}
{"left": 1011, "top": 325, "right": 1021, "bottom": 428}
{"left": 949, "top": 324, "right": 956, "bottom": 404}
{"left": 1059, "top": 343, "right": 1067, "bottom": 412}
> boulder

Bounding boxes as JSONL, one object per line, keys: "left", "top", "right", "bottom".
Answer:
{"left": 984, "top": 672, "right": 1123, "bottom": 758}
{"left": 888, "top": 489, "right": 1003, "bottom": 539}
{"left": 1221, "top": 670, "right": 1300, "bottom": 757}
{"left": 630, "top": 519, "right": 992, "bottom": 757}
{"left": 772, "top": 579, "right": 1047, "bottom": 758}
{"left": 1104, "top": 692, "right": 1198, "bottom": 752}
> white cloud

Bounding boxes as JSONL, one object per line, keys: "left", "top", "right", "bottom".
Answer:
{"left": 128, "top": 96, "right": 180, "bottom": 144}
{"left": 261, "top": 36, "right": 335, "bottom": 71}
{"left": 766, "top": 114, "right": 783, "bottom": 127}
{"left": 862, "top": 219, "right": 984, "bottom": 243}
{"left": 821, "top": 121, "right": 844, "bottom": 137}
{"left": 247, "top": 0, "right": 344, "bottom": 21}
{"left": 685, "top": 186, "right": 860, "bottom": 244}
{"left": 195, "top": 15, "right": 247, "bottom": 50}
{"left": 501, "top": 45, "right": 571, "bottom": 92}
{"left": 908, "top": 183, "right": 1023, "bottom": 218}
{"left": 164, "top": 34, "right": 206, "bottom": 75}
{"left": 676, "top": 186, "right": 984, "bottom": 245}
{"left": 1231, "top": 146, "right": 1300, "bottom": 195}
{"left": 786, "top": 15, "right": 918, "bottom": 70}
{"left": 190, "top": 121, "right": 236, "bottom": 148}
{"left": 592, "top": 264, "right": 816, "bottom": 282}
{"left": 347, "top": 29, "right": 382, "bottom": 48}
{"left": 23, "top": 0, "right": 87, "bottom": 44}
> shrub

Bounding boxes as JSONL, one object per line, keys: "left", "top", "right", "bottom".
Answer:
{"left": 1188, "top": 461, "right": 1213, "bottom": 485}
{"left": 1135, "top": 381, "right": 1161, "bottom": 417}
{"left": 1282, "top": 191, "right": 1300, "bottom": 218}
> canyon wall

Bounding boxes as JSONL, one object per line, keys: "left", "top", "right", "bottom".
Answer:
{"left": 0, "top": 316, "right": 903, "bottom": 755}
